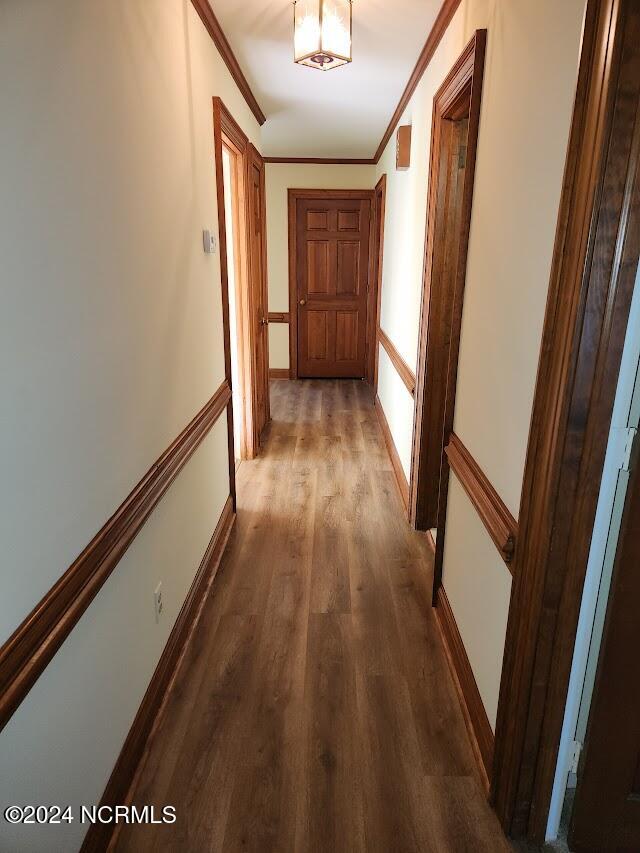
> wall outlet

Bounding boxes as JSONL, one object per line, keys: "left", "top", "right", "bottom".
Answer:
{"left": 154, "top": 582, "right": 163, "bottom": 623}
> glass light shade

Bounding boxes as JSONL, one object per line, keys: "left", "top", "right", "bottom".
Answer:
{"left": 293, "top": 0, "right": 352, "bottom": 70}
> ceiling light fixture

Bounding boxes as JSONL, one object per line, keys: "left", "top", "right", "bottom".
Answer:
{"left": 293, "top": 0, "right": 352, "bottom": 70}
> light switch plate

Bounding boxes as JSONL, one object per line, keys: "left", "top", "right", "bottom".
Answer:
{"left": 203, "top": 229, "right": 217, "bottom": 254}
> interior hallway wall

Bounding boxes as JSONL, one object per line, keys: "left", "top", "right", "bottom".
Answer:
{"left": 374, "top": 0, "right": 586, "bottom": 727}
{"left": 264, "top": 162, "right": 376, "bottom": 371}
{"left": 0, "top": 1, "right": 260, "bottom": 849}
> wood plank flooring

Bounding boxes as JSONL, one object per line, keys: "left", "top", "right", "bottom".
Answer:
{"left": 115, "top": 379, "right": 511, "bottom": 853}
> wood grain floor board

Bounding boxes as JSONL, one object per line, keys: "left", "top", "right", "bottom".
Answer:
{"left": 115, "top": 379, "right": 511, "bottom": 853}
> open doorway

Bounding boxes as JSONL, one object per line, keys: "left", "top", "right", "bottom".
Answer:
{"left": 222, "top": 141, "right": 247, "bottom": 464}
{"left": 213, "top": 97, "right": 270, "bottom": 461}
{"left": 409, "top": 32, "right": 486, "bottom": 551}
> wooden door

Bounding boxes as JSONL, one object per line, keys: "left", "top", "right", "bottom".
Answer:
{"left": 568, "top": 450, "right": 640, "bottom": 851}
{"left": 295, "top": 196, "right": 371, "bottom": 378}
{"left": 247, "top": 147, "right": 269, "bottom": 438}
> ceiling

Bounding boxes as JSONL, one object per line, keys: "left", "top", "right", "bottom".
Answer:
{"left": 210, "top": 0, "right": 442, "bottom": 158}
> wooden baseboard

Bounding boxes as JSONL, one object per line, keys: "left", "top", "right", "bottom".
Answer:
{"left": 374, "top": 394, "right": 410, "bottom": 512}
{"left": 269, "top": 368, "right": 290, "bottom": 380}
{"left": 434, "top": 585, "right": 494, "bottom": 791}
{"left": 80, "top": 495, "right": 235, "bottom": 853}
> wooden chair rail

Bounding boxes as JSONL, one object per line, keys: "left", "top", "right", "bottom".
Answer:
{"left": 377, "top": 326, "right": 416, "bottom": 396}
{"left": 445, "top": 433, "right": 517, "bottom": 569}
{"left": 0, "top": 380, "right": 232, "bottom": 733}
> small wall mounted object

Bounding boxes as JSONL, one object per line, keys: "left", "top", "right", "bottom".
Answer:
{"left": 396, "top": 125, "right": 411, "bottom": 170}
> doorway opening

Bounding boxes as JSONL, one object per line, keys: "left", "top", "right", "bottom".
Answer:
{"left": 213, "top": 97, "right": 270, "bottom": 461}
{"left": 409, "top": 32, "right": 487, "bottom": 549}
{"left": 222, "top": 140, "right": 248, "bottom": 464}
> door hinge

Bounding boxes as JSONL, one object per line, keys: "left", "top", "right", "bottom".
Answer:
{"left": 612, "top": 426, "right": 638, "bottom": 472}
{"left": 569, "top": 740, "right": 582, "bottom": 775}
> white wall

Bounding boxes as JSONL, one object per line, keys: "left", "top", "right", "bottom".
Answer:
{"left": 375, "top": 0, "right": 586, "bottom": 726}
{"left": 264, "top": 162, "right": 376, "bottom": 370}
{"left": 0, "top": 1, "right": 260, "bottom": 849}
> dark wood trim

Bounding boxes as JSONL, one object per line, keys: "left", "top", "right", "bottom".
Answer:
{"left": 0, "top": 381, "right": 231, "bottom": 734}
{"left": 410, "top": 31, "right": 486, "bottom": 532}
{"left": 374, "top": 394, "right": 410, "bottom": 512}
{"left": 216, "top": 98, "right": 259, "bottom": 462}
{"left": 269, "top": 368, "right": 290, "bottom": 380}
{"left": 377, "top": 326, "right": 416, "bottom": 397}
{"left": 492, "top": 0, "right": 640, "bottom": 842}
{"left": 370, "top": 175, "right": 387, "bottom": 387}
{"left": 264, "top": 156, "right": 376, "bottom": 165}
{"left": 212, "top": 97, "right": 238, "bottom": 497}
{"left": 80, "top": 495, "right": 235, "bottom": 853}
{"left": 249, "top": 142, "right": 271, "bottom": 431}
{"left": 445, "top": 434, "right": 517, "bottom": 569}
{"left": 373, "top": 0, "right": 463, "bottom": 163}
{"left": 267, "top": 311, "right": 290, "bottom": 323}
{"left": 435, "top": 585, "right": 494, "bottom": 790}
{"left": 287, "top": 189, "right": 376, "bottom": 380}
{"left": 191, "top": 0, "right": 266, "bottom": 126}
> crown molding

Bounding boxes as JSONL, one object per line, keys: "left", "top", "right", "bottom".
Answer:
{"left": 191, "top": 0, "right": 266, "bottom": 126}
{"left": 263, "top": 156, "right": 376, "bottom": 165}
{"left": 373, "top": 0, "right": 462, "bottom": 163}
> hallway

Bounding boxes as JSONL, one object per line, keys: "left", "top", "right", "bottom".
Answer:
{"left": 116, "top": 380, "right": 510, "bottom": 852}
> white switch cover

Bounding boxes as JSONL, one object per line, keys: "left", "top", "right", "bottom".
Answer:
{"left": 203, "top": 229, "right": 217, "bottom": 254}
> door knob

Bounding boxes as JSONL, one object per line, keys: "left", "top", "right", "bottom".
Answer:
{"left": 259, "top": 317, "right": 267, "bottom": 326}
{"left": 299, "top": 299, "right": 306, "bottom": 306}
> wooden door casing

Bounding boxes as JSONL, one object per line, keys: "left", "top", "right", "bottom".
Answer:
{"left": 410, "top": 31, "right": 486, "bottom": 539}
{"left": 289, "top": 191, "right": 373, "bottom": 379}
{"left": 247, "top": 146, "right": 270, "bottom": 439}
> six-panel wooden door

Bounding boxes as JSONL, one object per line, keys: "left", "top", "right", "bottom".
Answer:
{"left": 294, "top": 196, "right": 371, "bottom": 378}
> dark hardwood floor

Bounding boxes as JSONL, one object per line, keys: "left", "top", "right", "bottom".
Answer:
{"left": 115, "top": 379, "right": 510, "bottom": 853}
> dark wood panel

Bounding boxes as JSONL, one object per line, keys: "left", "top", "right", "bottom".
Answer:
{"left": 0, "top": 381, "right": 231, "bottom": 734}
{"left": 190, "top": 1, "right": 266, "bottom": 126}
{"left": 267, "top": 311, "right": 290, "bottom": 323}
{"left": 336, "top": 311, "right": 359, "bottom": 361}
{"left": 570, "top": 432, "right": 640, "bottom": 849}
{"left": 373, "top": 0, "right": 463, "bottom": 163}
{"left": 434, "top": 585, "right": 494, "bottom": 790}
{"left": 492, "top": 0, "right": 640, "bottom": 841}
{"left": 336, "top": 241, "right": 360, "bottom": 294}
{"left": 80, "top": 495, "right": 235, "bottom": 853}
{"left": 307, "top": 241, "right": 330, "bottom": 294}
{"left": 374, "top": 394, "right": 410, "bottom": 512}
{"left": 377, "top": 326, "right": 416, "bottom": 396}
{"left": 445, "top": 434, "right": 517, "bottom": 568}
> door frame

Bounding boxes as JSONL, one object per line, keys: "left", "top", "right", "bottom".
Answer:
{"left": 213, "top": 97, "right": 265, "bottom": 460}
{"left": 491, "top": 0, "right": 640, "bottom": 843}
{"left": 287, "top": 188, "right": 376, "bottom": 380}
{"left": 371, "top": 174, "right": 387, "bottom": 389}
{"left": 409, "top": 30, "right": 487, "bottom": 534}
{"left": 247, "top": 144, "right": 271, "bottom": 432}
